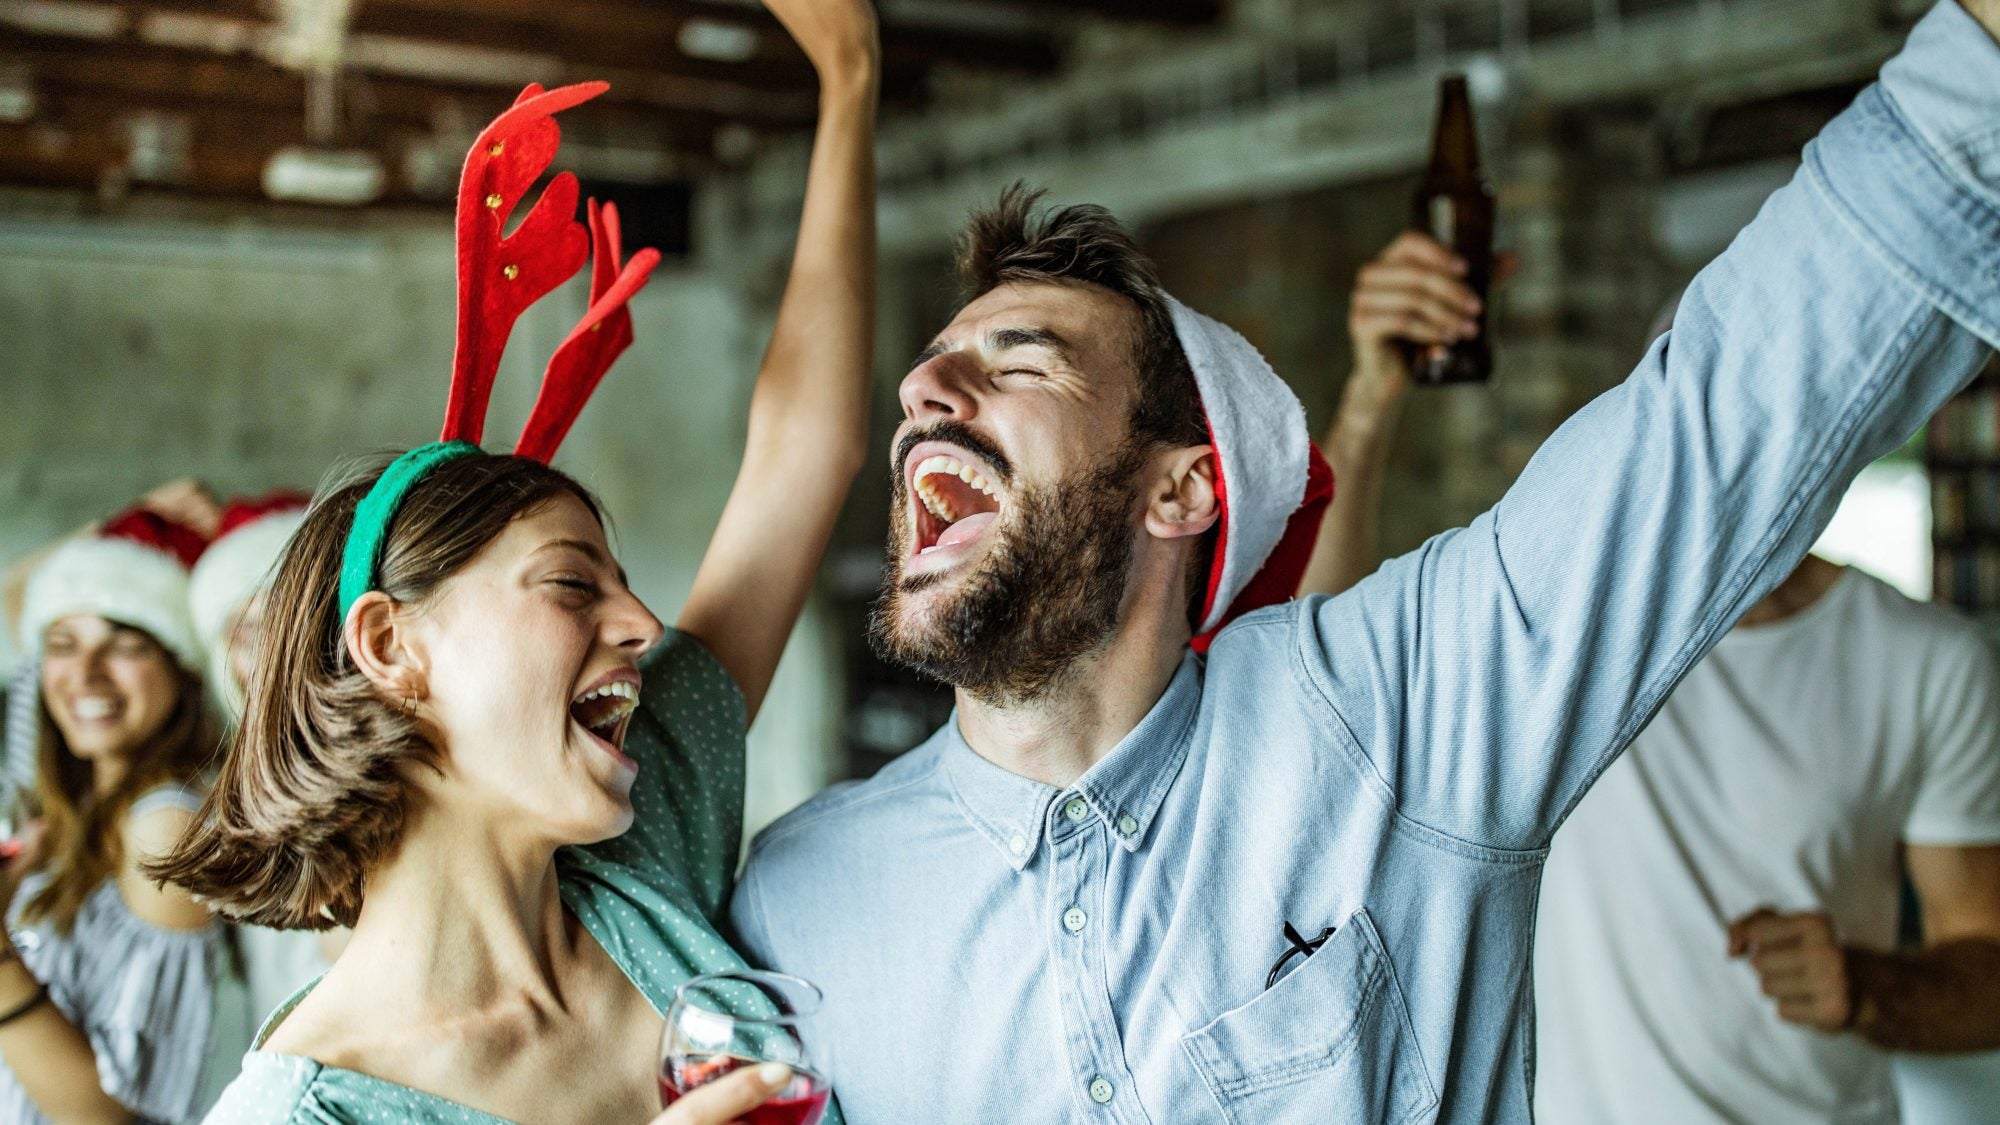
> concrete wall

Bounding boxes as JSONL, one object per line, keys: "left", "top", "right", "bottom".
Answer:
{"left": 0, "top": 198, "right": 840, "bottom": 837}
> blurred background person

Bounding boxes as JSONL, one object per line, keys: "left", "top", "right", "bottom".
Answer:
{"left": 1303, "top": 231, "right": 2000, "bottom": 1124}
{"left": 186, "top": 489, "right": 347, "bottom": 1024}
{"left": 0, "top": 499, "right": 253, "bottom": 1123}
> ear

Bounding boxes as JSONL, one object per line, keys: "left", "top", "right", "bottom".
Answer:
{"left": 1143, "top": 444, "right": 1221, "bottom": 542}
{"left": 342, "top": 591, "right": 429, "bottom": 706}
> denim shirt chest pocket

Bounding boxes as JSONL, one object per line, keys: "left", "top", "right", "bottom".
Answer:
{"left": 1180, "top": 909, "right": 1437, "bottom": 1125}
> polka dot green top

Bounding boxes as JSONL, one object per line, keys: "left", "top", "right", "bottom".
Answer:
{"left": 204, "top": 629, "right": 830, "bottom": 1124}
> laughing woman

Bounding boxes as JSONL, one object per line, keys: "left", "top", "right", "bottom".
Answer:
{"left": 146, "top": 2, "right": 878, "bottom": 1122}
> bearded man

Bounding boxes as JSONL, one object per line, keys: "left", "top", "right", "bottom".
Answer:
{"left": 728, "top": 4, "right": 2000, "bottom": 1121}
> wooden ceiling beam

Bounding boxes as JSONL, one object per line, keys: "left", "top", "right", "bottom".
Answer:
{"left": 339, "top": 0, "right": 1060, "bottom": 71}
{"left": 0, "top": 119, "right": 398, "bottom": 201}
{"left": 5, "top": 1, "right": 833, "bottom": 118}
{"left": 4, "top": 32, "right": 780, "bottom": 139}
{"left": 1031, "top": 0, "right": 1221, "bottom": 23}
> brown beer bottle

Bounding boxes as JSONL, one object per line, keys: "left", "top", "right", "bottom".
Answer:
{"left": 1407, "top": 75, "right": 1495, "bottom": 384}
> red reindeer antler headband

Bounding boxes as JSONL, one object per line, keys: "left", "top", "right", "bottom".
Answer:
{"left": 338, "top": 81, "right": 661, "bottom": 617}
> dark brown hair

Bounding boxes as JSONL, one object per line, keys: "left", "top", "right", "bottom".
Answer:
{"left": 145, "top": 453, "right": 600, "bottom": 929}
{"left": 23, "top": 645, "right": 213, "bottom": 935}
{"left": 957, "top": 183, "right": 1206, "bottom": 451}
{"left": 957, "top": 184, "right": 1214, "bottom": 621}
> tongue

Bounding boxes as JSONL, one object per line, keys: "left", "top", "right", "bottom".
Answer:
{"left": 936, "top": 511, "right": 997, "bottom": 550}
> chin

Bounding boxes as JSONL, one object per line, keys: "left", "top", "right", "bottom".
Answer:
{"left": 544, "top": 799, "right": 634, "bottom": 848}
{"left": 577, "top": 777, "right": 639, "bottom": 843}
{"left": 55, "top": 731, "right": 133, "bottom": 763}
{"left": 575, "top": 806, "right": 636, "bottom": 845}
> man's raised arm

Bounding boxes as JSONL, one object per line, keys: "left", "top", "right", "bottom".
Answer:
{"left": 1300, "top": 0, "right": 2000, "bottom": 852}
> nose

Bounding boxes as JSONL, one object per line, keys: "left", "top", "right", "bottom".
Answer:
{"left": 898, "top": 351, "right": 980, "bottom": 423}
{"left": 608, "top": 587, "right": 666, "bottom": 656}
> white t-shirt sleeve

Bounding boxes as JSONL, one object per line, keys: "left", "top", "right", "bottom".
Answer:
{"left": 1906, "top": 624, "right": 2000, "bottom": 846}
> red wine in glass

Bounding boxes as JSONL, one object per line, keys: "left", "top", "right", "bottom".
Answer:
{"left": 658, "top": 1054, "right": 830, "bottom": 1125}
{"left": 660, "top": 971, "right": 830, "bottom": 1125}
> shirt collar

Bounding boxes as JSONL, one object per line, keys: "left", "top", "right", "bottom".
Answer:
{"left": 941, "top": 652, "right": 1203, "bottom": 871}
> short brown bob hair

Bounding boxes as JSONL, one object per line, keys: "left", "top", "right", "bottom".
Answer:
{"left": 147, "top": 452, "right": 600, "bottom": 929}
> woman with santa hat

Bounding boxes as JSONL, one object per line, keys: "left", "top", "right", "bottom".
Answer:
{"left": 0, "top": 494, "right": 255, "bottom": 1123}
{"left": 188, "top": 490, "right": 352, "bottom": 1027}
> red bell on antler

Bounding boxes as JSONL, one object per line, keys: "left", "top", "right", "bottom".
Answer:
{"left": 515, "top": 199, "right": 662, "bottom": 462}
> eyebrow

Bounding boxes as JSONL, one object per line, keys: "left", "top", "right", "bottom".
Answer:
{"left": 534, "top": 538, "right": 629, "bottom": 587}
{"left": 909, "top": 325, "right": 1076, "bottom": 371}
{"left": 987, "top": 326, "right": 1074, "bottom": 364}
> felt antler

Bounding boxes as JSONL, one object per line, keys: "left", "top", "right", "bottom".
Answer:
{"left": 514, "top": 199, "right": 662, "bottom": 462}
{"left": 440, "top": 81, "right": 608, "bottom": 446}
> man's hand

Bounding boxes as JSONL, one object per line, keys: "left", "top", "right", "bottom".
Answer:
{"left": 1346, "top": 232, "right": 1514, "bottom": 417}
{"left": 1347, "top": 232, "right": 1477, "bottom": 412}
{"left": 1727, "top": 907, "right": 1856, "bottom": 1032}
{"left": 1298, "top": 232, "right": 1514, "bottom": 599}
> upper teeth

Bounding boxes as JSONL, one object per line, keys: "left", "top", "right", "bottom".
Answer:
{"left": 72, "top": 698, "right": 116, "bottom": 721}
{"left": 913, "top": 454, "right": 998, "bottom": 522}
{"left": 576, "top": 681, "right": 638, "bottom": 704}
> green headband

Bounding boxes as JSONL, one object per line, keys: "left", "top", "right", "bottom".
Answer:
{"left": 337, "top": 441, "right": 483, "bottom": 619}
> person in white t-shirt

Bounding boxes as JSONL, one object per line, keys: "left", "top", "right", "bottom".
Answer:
{"left": 1299, "top": 230, "right": 2000, "bottom": 1123}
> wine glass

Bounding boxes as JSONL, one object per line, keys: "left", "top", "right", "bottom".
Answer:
{"left": 659, "top": 970, "right": 831, "bottom": 1125}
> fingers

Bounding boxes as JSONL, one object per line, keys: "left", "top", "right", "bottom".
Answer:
{"left": 1381, "top": 230, "right": 1467, "bottom": 275}
{"left": 1726, "top": 909, "right": 1853, "bottom": 1031}
{"left": 1357, "top": 263, "right": 1481, "bottom": 310}
{"left": 650, "top": 1063, "right": 792, "bottom": 1125}
{"left": 1729, "top": 908, "right": 1832, "bottom": 957}
{"left": 1351, "top": 262, "right": 1483, "bottom": 348}
{"left": 1352, "top": 287, "right": 1477, "bottom": 346}
{"left": 1726, "top": 907, "right": 1784, "bottom": 956}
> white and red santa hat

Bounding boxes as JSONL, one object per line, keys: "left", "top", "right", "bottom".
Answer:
{"left": 1167, "top": 296, "right": 1335, "bottom": 653}
{"left": 18, "top": 505, "right": 210, "bottom": 670}
{"left": 189, "top": 490, "right": 310, "bottom": 715}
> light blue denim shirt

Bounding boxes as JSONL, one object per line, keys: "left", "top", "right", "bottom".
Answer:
{"left": 733, "top": 7, "right": 2000, "bottom": 1122}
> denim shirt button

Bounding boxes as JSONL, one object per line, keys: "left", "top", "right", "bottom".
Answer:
{"left": 1116, "top": 814, "right": 1139, "bottom": 837}
{"left": 1063, "top": 797, "right": 1090, "bottom": 822}
{"left": 1088, "top": 1077, "right": 1114, "bottom": 1104}
{"left": 1009, "top": 834, "right": 1028, "bottom": 855}
{"left": 1063, "top": 907, "right": 1088, "bottom": 933}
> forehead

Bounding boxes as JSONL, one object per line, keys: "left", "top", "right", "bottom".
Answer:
{"left": 496, "top": 492, "right": 608, "bottom": 555}
{"left": 46, "top": 614, "right": 149, "bottom": 645}
{"left": 942, "top": 282, "right": 1143, "bottom": 378}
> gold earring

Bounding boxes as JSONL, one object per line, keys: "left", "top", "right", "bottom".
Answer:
{"left": 402, "top": 694, "right": 417, "bottom": 716}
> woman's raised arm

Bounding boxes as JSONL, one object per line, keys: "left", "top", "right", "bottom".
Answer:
{"left": 675, "top": 0, "right": 878, "bottom": 722}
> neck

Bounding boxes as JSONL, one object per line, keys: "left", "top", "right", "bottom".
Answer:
{"left": 334, "top": 798, "right": 573, "bottom": 1015}
{"left": 954, "top": 584, "right": 1190, "bottom": 789}
{"left": 1735, "top": 554, "right": 1845, "bottom": 629}
{"left": 91, "top": 757, "right": 128, "bottom": 798}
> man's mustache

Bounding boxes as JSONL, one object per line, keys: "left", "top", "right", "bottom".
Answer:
{"left": 892, "top": 419, "right": 1014, "bottom": 488}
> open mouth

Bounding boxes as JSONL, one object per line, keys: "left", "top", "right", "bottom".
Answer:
{"left": 67, "top": 696, "right": 123, "bottom": 724}
{"left": 908, "top": 448, "right": 1005, "bottom": 561}
{"left": 568, "top": 677, "right": 639, "bottom": 759}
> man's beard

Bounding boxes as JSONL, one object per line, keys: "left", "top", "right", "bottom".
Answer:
{"left": 868, "top": 439, "right": 1146, "bottom": 705}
